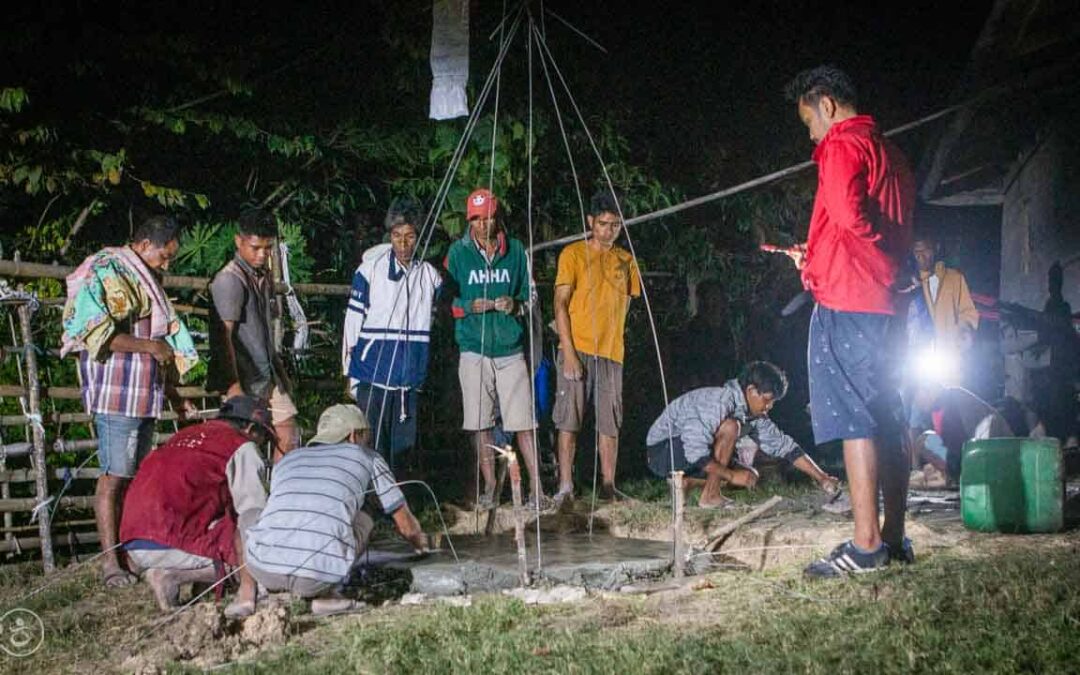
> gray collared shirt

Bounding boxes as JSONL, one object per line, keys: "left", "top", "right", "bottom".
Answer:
{"left": 647, "top": 379, "right": 804, "bottom": 466}
{"left": 208, "top": 254, "right": 286, "bottom": 398}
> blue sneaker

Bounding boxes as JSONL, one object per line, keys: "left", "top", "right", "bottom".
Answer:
{"left": 804, "top": 540, "right": 890, "bottom": 579}
{"left": 886, "top": 537, "right": 915, "bottom": 564}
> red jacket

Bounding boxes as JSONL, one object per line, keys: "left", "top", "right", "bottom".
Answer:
{"left": 120, "top": 420, "right": 246, "bottom": 566}
{"left": 802, "top": 115, "right": 914, "bottom": 314}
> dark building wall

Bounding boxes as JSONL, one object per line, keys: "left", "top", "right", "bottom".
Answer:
{"left": 1000, "top": 126, "right": 1080, "bottom": 312}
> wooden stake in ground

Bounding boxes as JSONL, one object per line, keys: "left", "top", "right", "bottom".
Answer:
{"left": 670, "top": 470, "right": 685, "bottom": 578}
{"left": 703, "top": 495, "right": 783, "bottom": 553}
{"left": 18, "top": 301, "right": 54, "bottom": 572}
{"left": 483, "top": 458, "right": 509, "bottom": 536}
{"left": 506, "top": 452, "right": 529, "bottom": 586}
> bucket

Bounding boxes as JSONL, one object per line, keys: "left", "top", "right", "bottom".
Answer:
{"left": 960, "top": 437, "right": 1063, "bottom": 533}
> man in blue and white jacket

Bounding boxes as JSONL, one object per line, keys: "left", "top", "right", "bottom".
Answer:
{"left": 342, "top": 198, "right": 442, "bottom": 464}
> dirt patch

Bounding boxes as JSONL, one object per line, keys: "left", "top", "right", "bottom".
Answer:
{"left": 121, "top": 601, "right": 291, "bottom": 673}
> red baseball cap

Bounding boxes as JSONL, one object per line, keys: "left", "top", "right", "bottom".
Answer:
{"left": 466, "top": 188, "right": 499, "bottom": 220}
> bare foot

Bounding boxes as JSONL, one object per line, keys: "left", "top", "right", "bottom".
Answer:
{"left": 144, "top": 568, "right": 181, "bottom": 610}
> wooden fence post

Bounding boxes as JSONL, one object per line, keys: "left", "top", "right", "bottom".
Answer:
{"left": 17, "top": 301, "right": 53, "bottom": 572}
{"left": 671, "top": 470, "right": 685, "bottom": 578}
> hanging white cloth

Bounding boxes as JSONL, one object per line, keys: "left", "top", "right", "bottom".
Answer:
{"left": 278, "top": 242, "right": 310, "bottom": 352}
{"left": 429, "top": 0, "right": 469, "bottom": 120}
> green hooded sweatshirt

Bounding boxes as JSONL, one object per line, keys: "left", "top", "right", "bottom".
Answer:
{"left": 444, "top": 232, "right": 530, "bottom": 357}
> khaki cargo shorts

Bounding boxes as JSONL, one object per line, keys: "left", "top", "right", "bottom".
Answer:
{"left": 552, "top": 351, "right": 623, "bottom": 437}
{"left": 458, "top": 352, "right": 536, "bottom": 433}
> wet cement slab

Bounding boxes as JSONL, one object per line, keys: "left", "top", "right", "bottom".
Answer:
{"left": 368, "top": 533, "right": 674, "bottom": 596}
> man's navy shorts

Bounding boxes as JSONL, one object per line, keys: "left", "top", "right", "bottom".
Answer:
{"left": 808, "top": 305, "right": 904, "bottom": 445}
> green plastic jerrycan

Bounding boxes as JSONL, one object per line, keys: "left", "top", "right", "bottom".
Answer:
{"left": 960, "top": 437, "right": 1063, "bottom": 533}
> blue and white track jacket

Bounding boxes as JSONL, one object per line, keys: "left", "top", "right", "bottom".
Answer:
{"left": 342, "top": 244, "right": 442, "bottom": 390}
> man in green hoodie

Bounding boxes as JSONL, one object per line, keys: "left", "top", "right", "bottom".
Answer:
{"left": 445, "top": 188, "right": 550, "bottom": 511}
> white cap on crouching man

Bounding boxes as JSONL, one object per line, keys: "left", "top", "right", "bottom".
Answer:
{"left": 309, "top": 404, "right": 370, "bottom": 445}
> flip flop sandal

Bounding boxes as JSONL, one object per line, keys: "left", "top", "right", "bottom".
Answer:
{"left": 311, "top": 598, "right": 366, "bottom": 617}
{"left": 520, "top": 494, "right": 556, "bottom": 513}
{"left": 697, "top": 495, "right": 735, "bottom": 510}
{"left": 552, "top": 488, "right": 574, "bottom": 508}
{"left": 223, "top": 600, "right": 256, "bottom": 620}
{"left": 103, "top": 568, "right": 138, "bottom": 588}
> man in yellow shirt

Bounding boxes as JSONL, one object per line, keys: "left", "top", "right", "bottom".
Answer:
{"left": 553, "top": 190, "right": 641, "bottom": 505}
{"left": 912, "top": 234, "right": 979, "bottom": 350}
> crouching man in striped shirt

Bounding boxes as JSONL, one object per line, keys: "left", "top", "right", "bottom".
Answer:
{"left": 245, "top": 404, "right": 429, "bottom": 616}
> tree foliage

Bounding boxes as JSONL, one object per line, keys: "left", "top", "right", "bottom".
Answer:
{"left": 1, "top": 4, "right": 817, "bottom": 449}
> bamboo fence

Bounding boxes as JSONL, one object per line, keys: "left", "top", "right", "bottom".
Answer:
{"left": 0, "top": 255, "right": 349, "bottom": 572}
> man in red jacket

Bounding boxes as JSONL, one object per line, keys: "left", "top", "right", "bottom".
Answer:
{"left": 781, "top": 66, "right": 915, "bottom": 577}
{"left": 120, "top": 396, "right": 271, "bottom": 616}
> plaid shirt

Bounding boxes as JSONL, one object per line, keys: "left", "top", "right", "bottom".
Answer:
{"left": 78, "top": 313, "right": 164, "bottom": 418}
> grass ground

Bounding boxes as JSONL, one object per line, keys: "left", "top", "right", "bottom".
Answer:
{"left": 2, "top": 483, "right": 1078, "bottom": 674}
{"left": 195, "top": 543, "right": 1080, "bottom": 674}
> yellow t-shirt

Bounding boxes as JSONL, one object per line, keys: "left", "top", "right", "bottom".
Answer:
{"left": 555, "top": 240, "right": 641, "bottom": 364}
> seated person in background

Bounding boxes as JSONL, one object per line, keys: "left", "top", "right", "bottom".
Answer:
{"left": 908, "top": 383, "right": 1014, "bottom": 487}
{"left": 646, "top": 361, "right": 839, "bottom": 508}
{"left": 120, "top": 396, "right": 270, "bottom": 618}
{"left": 244, "top": 405, "right": 429, "bottom": 616}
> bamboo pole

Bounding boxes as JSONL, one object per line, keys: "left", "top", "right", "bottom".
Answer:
{"left": 0, "top": 530, "right": 99, "bottom": 555}
{"left": 1, "top": 519, "right": 96, "bottom": 534}
{"left": 54, "top": 434, "right": 172, "bottom": 454}
{"left": 270, "top": 243, "right": 286, "bottom": 351}
{"left": 16, "top": 302, "right": 54, "bottom": 571}
{"left": 1, "top": 409, "right": 216, "bottom": 427}
{"left": 0, "top": 258, "right": 350, "bottom": 296}
{"left": 0, "top": 467, "right": 103, "bottom": 482}
{"left": 0, "top": 495, "right": 95, "bottom": 513}
{"left": 670, "top": 471, "right": 685, "bottom": 578}
{"left": 0, "top": 437, "right": 11, "bottom": 551}
{"left": 0, "top": 384, "right": 212, "bottom": 400}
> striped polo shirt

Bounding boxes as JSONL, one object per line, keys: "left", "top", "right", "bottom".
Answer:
{"left": 244, "top": 442, "right": 406, "bottom": 584}
{"left": 78, "top": 314, "right": 164, "bottom": 419}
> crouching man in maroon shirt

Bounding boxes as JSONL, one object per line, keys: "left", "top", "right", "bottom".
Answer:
{"left": 120, "top": 396, "right": 271, "bottom": 617}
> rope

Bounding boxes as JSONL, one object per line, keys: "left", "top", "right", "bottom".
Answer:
{"left": 530, "top": 20, "right": 603, "bottom": 538}
{"left": 532, "top": 25, "right": 679, "bottom": 546}
{"left": 0, "top": 280, "right": 40, "bottom": 316}
{"left": 18, "top": 397, "right": 45, "bottom": 438}
{"left": 5, "top": 542, "right": 127, "bottom": 609}
{"left": 524, "top": 10, "right": 544, "bottom": 574}
{"left": 353, "top": 5, "right": 526, "bottom": 478}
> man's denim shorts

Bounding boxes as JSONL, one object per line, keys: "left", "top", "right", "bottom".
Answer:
{"left": 95, "top": 414, "right": 155, "bottom": 478}
{"left": 808, "top": 305, "right": 904, "bottom": 446}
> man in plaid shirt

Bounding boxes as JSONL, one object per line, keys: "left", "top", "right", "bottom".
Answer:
{"left": 61, "top": 215, "right": 198, "bottom": 588}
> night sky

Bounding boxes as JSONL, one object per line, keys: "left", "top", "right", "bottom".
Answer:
{"left": 540, "top": 0, "right": 994, "bottom": 189}
{"left": 8, "top": 0, "right": 995, "bottom": 192}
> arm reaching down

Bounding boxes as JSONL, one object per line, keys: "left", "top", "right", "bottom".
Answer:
{"left": 391, "top": 505, "right": 428, "bottom": 553}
